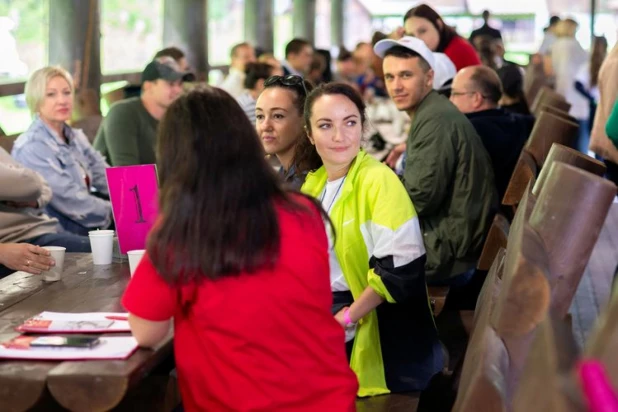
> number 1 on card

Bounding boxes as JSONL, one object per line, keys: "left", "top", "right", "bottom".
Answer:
{"left": 129, "top": 185, "right": 147, "bottom": 223}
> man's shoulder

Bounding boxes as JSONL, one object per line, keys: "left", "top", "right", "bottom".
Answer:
{"left": 467, "top": 109, "right": 533, "bottom": 137}
{"left": 107, "top": 97, "right": 143, "bottom": 117}
{"left": 416, "top": 93, "right": 469, "bottom": 127}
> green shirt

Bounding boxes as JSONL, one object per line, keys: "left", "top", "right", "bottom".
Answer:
{"left": 93, "top": 97, "right": 158, "bottom": 166}
{"left": 606, "top": 100, "right": 618, "bottom": 149}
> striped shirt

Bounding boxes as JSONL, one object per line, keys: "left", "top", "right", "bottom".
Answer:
{"left": 236, "top": 91, "right": 257, "bottom": 125}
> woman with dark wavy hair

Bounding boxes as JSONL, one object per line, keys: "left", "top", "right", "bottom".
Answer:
{"left": 122, "top": 87, "right": 357, "bottom": 411}
{"left": 404, "top": 4, "right": 480, "bottom": 71}
{"left": 302, "top": 83, "right": 443, "bottom": 396}
{"left": 256, "top": 75, "right": 322, "bottom": 189}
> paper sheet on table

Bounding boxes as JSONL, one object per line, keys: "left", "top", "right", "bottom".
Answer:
{"left": 15, "top": 312, "right": 131, "bottom": 333}
{"left": 0, "top": 336, "right": 138, "bottom": 360}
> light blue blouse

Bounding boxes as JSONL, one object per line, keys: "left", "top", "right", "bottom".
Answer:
{"left": 12, "top": 116, "right": 112, "bottom": 233}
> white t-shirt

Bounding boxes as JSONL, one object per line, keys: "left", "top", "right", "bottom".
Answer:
{"left": 320, "top": 176, "right": 356, "bottom": 342}
{"left": 320, "top": 176, "right": 349, "bottom": 292}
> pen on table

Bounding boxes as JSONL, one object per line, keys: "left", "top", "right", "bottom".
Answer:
{"left": 105, "top": 315, "right": 129, "bottom": 321}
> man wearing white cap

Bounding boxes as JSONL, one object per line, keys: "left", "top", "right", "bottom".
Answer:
{"left": 374, "top": 36, "right": 497, "bottom": 286}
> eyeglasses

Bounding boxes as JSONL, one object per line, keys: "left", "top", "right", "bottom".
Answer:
{"left": 264, "top": 74, "right": 308, "bottom": 96}
{"left": 451, "top": 90, "right": 488, "bottom": 99}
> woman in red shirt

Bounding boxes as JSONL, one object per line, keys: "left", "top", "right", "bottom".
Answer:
{"left": 122, "top": 87, "right": 358, "bottom": 411}
{"left": 403, "top": 4, "right": 480, "bottom": 71}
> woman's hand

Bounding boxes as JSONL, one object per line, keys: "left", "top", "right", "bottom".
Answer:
{"left": 0, "top": 243, "right": 55, "bottom": 275}
{"left": 4, "top": 201, "right": 38, "bottom": 208}
{"left": 385, "top": 143, "right": 407, "bottom": 168}
{"left": 334, "top": 307, "right": 350, "bottom": 328}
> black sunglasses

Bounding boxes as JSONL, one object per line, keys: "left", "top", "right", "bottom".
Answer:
{"left": 264, "top": 74, "right": 308, "bottom": 96}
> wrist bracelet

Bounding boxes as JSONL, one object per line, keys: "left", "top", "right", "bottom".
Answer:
{"left": 343, "top": 308, "right": 354, "bottom": 326}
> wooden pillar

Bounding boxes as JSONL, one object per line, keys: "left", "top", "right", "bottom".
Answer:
{"left": 331, "top": 0, "right": 344, "bottom": 47}
{"left": 245, "top": 0, "right": 274, "bottom": 53}
{"left": 49, "top": 0, "right": 101, "bottom": 113}
{"left": 163, "top": 0, "right": 208, "bottom": 80}
{"left": 293, "top": 0, "right": 316, "bottom": 44}
{"left": 590, "top": 0, "right": 596, "bottom": 43}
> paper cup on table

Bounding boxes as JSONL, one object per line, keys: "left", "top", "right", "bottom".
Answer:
{"left": 88, "top": 230, "right": 115, "bottom": 265}
{"left": 41, "top": 246, "right": 66, "bottom": 282}
{"left": 127, "top": 249, "right": 146, "bottom": 276}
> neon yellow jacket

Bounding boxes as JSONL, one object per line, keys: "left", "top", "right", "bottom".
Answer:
{"left": 302, "top": 151, "right": 442, "bottom": 396}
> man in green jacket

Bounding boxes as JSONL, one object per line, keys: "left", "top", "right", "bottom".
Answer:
{"left": 93, "top": 57, "right": 187, "bottom": 166}
{"left": 375, "top": 37, "right": 498, "bottom": 284}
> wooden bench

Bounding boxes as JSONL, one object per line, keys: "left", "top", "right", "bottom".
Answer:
{"left": 477, "top": 214, "right": 510, "bottom": 271}
{"left": 451, "top": 325, "right": 509, "bottom": 412}
{"left": 584, "top": 287, "right": 618, "bottom": 390}
{"left": 531, "top": 87, "right": 571, "bottom": 118}
{"left": 525, "top": 111, "right": 579, "bottom": 169}
{"left": 529, "top": 162, "right": 617, "bottom": 317}
{"left": 457, "top": 221, "right": 551, "bottom": 408}
{"left": 513, "top": 314, "right": 583, "bottom": 412}
{"left": 539, "top": 104, "right": 577, "bottom": 123}
{"left": 502, "top": 150, "right": 537, "bottom": 208}
{"left": 481, "top": 179, "right": 537, "bottom": 274}
{"left": 532, "top": 143, "right": 606, "bottom": 197}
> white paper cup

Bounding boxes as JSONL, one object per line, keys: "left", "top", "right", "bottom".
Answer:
{"left": 88, "top": 230, "right": 115, "bottom": 265}
{"left": 127, "top": 250, "right": 146, "bottom": 276}
{"left": 41, "top": 246, "right": 66, "bottom": 282}
{"left": 88, "top": 230, "right": 115, "bottom": 237}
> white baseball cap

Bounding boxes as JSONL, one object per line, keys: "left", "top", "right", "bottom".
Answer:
{"left": 432, "top": 52, "right": 456, "bottom": 89}
{"left": 373, "top": 36, "right": 435, "bottom": 71}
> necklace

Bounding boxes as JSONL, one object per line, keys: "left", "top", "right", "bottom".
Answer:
{"left": 319, "top": 176, "right": 347, "bottom": 213}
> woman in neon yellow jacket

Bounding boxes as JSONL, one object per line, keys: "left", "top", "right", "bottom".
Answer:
{"left": 301, "top": 82, "right": 444, "bottom": 396}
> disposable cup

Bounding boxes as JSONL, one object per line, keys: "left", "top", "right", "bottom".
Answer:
{"left": 88, "top": 230, "right": 114, "bottom": 265}
{"left": 127, "top": 250, "right": 146, "bottom": 276}
{"left": 88, "top": 230, "right": 115, "bottom": 237}
{"left": 41, "top": 246, "right": 66, "bottom": 282}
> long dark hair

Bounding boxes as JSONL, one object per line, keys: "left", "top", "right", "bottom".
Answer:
{"left": 404, "top": 4, "right": 458, "bottom": 53}
{"left": 304, "top": 82, "right": 367, "bottom": 135}
{"left": 590, "top": 36, "right": 608, "bottom": 87}
{"left": 497, "top": 65, "right": 531, "bottom": 115}
{"left": 263, "top": 77, "right": 323, "bottom": 175}
{"left": 149, "top": 87, "right": 317, "bottom": 283}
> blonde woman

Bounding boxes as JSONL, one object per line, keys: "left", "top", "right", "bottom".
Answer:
{"left": 12, "top": 66, "right": 112, "bottom": 235}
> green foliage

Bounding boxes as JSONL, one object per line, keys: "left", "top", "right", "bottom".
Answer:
{"left": 101, "top": 0, "right": 159, "bottom": 33}
{"left": 0, "top": 0, "right": 48, "bottom": 43}
{"left": 208, "top": 0, "right": 228, "bottom": 20}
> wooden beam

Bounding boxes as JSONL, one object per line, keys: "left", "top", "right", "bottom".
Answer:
{"left": 163, "top": 0, "right": 208, "bottom": 81}
{"left": 49, "top": 0, "right": 102, "bottom": 103}
{"left": 590, "top": 0, "right": 597, "bottom": 42}
{"left": 101, "top": 72, "right": 142, "bottom": 85}
{"left": 245, "top": 0, "right": 274, "bottom": 52}
{"left": 0, "top": 82, "right": 25, "bottom": 97}
{"left": 293, "top": 0, "right": 316, "bottom": 44}
{"left": 331, "top": 0, "right": 344, "bottom": 47}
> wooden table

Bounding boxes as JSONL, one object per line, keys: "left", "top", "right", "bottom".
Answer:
{"left": 0, "top": 253, "right": 174, "bottom": 412}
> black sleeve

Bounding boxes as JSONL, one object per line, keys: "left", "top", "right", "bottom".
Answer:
{"left": 369, "top": 254, "right": 427, "bottom": 302}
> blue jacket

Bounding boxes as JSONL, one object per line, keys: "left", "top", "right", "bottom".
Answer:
{"left": 12, "top": 116, "right": 112, "bottom": 234}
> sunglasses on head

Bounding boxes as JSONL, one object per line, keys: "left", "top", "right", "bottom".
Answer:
{"left": 264, "top": 74, "right": 308, "bottom": 96}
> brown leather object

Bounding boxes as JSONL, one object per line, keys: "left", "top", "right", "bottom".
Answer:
{"left": 532, "top": 143, "right": 606, "bottom": 197}
{"left": 525, "top": 111, "right": 579, "bottom": 169}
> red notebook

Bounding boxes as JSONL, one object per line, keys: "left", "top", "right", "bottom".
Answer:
{"left": 16, "top": 312, "right": 131, "bottom": 334}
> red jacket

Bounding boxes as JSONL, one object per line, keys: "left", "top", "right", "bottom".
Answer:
{"left": 444, "top": 36, "right": 481, "bottom": 71}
